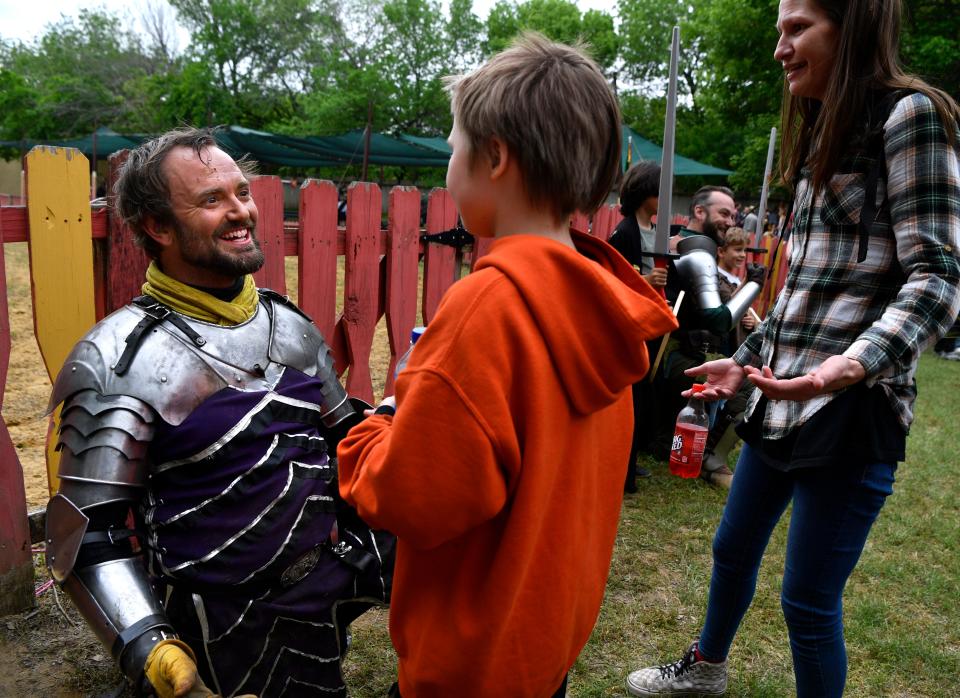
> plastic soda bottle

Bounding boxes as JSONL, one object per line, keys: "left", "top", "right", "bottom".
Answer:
{"left": 395, "top": 326, "right": 426, "bottom": 378}
{"left": 669, "top": 384, "right": 709, "bottom": 478}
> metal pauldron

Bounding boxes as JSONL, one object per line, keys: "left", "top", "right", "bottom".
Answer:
{"left": 675, "top": 235, "right": 723, "bottom": 309}
{"left": 725, "top": 281, "right": 762, "bottom": 325}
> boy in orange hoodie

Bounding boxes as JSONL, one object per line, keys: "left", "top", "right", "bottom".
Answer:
{"left": 337, "top": 33, "right": 678, "bottom": 698}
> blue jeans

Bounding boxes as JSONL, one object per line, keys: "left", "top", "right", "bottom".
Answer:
{"left": 698, "top": 444, "right": 896, "bottom": 698}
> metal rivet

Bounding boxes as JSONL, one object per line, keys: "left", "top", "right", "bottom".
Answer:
{"left": 110, "top": 364, "right": 116, "bottom": 370}
{"left": 303, "top": 333, "right": 308, "bottom": 339}
{"left": 196, "top": 337, "right": 206, "bottom": 346}
{"left": 160, "top": 375, "right": 167, "bottom": 383}
{"left": 71, "top": 366, "right": 77, "bottom": 372}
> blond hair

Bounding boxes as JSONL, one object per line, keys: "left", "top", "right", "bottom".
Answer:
{"left": 446, "top": 32, "right": 621, "bottom": 221}
{"left": 720, "top": 227, "right": 750, "bottom": 248}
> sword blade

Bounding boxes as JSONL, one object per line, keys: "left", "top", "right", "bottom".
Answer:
{"left": 753, "top": 127, "right": 777, "bottom": 246}
{"left": 654, "top": 26, "right": 680, "bottom": 255}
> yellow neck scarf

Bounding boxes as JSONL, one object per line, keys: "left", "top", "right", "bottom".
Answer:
{"left": 141, "top": 262, "right": 260, "bottom": 326}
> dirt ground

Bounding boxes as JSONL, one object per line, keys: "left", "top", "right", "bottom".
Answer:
{"left": 1, "top": 244, "right": 121, "bottom": 696}
{"left": 0, "top": 242, "right": 397, "bottom": 696}
{"left": 4, "top": 243, "right": 53, "bottom": 508}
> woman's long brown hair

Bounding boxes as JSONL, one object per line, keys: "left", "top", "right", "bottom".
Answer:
{"left": 779, "top": 0, "right": 960, "bottom": 193}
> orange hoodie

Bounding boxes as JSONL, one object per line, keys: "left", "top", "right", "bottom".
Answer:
{"left": 338, "top": 231, "right": 677, "bottom": 697}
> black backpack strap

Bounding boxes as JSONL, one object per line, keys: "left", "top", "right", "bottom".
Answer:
{"left": 856, "top": 90, "right": 911, "bottom": 262}
{"left": 857, "top": 156, "right": 884, "bottom": 262}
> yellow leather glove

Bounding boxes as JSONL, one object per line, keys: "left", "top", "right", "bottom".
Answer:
{"left": 144, "top": 639, "right": 215, "bottom": 698}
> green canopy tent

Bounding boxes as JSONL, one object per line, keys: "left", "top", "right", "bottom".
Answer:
{"left": 0, "top": 127, "right": 146, "bottom": 158}
{"left": 397, "top": 134, "right": 452, "bottom": 156}
{"left": 214, "top": 127, "right": 450, "bottom": 168}
{"left": 3, "top": 125, "right": 732, "bottom": 176}
{"left": 621, "top": 126, "right": 731, "bottom": 176}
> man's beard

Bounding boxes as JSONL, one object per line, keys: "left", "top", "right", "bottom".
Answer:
{"left": 172, "top": 219, "right": 265, "bottom": 278}
{"left": 701, "top": 217, "right": 726, "bottom": 243}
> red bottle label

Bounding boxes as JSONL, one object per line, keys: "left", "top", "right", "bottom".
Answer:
{"left": 669, "top": 423, "right": 709, "bottom": 478}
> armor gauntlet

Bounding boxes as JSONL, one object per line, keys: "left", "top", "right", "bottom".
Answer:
{"left": 675, "top": 235, "right": 762, "bottom": 329}
{"left": 46, "top": 389, "right": 175, "bottom": 687}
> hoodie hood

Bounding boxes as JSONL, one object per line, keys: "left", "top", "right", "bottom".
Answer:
{"left": 475, "top": 231, "right": 677, "bottom": 414}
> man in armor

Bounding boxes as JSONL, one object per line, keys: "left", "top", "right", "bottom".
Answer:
{"left": 44, "top": 128, "right": 393, "bottom": 697}
{"left": 651, "top": 187, "right": 765, "bottom": 476}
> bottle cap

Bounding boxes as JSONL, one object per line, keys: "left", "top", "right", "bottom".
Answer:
{"left": 411, "top": 326, "right": 426, "bottom": 344}
{"left": 691, "top": 383, "right": 706, "bottom": 393}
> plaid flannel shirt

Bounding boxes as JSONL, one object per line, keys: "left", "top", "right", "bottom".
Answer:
{"left": 733, "top": 93, "right": 960, "bottom": 439}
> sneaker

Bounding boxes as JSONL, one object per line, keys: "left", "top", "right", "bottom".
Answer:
{"left": 700, "top": 464, "right": 733, "bottom": 489}
{"left": 626, "top": 642, "right": 727, "bottom": 696}
{"left": 940, "top": 347, "right": 960, "bottom": 361}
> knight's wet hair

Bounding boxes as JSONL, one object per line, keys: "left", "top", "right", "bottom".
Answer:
{"left": 114, "top": 127, "right": 257, "bottom": 258}
{"left": 446, "top": 32, "right": 622, "bottom": 222}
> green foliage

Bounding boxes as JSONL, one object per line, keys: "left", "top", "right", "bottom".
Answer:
{"left": 483, "top": 0, "right": 618, "bottom": 71}
{"left": 446, "top": 0, "right": 484, "bottom": 71}
{"left": 0, "top": 10, "right": 157, "bottom": 138}
{"left": 2, "top": 0, "right": 956, "bottom": 186}
{"left": 901, "top": 0, "right": 960, "bottom": 98}
{"left": 294, "top": 0, "right": 454, "bottom": 137}
{"left": 378, "top": 0, "right": 452, "bottom": 134}
{"left": 618, "top": 0, "right": 704, "bottom": 98}
{"left": 168, "top": 0, "right": 338, "bottom": 126}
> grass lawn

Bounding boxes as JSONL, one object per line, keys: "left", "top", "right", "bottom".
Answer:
{"left": 344, "top": 350, "right": 960, "bottom": 697}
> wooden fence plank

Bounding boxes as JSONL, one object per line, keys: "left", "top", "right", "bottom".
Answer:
{"left": 25, "top": 147, "right": 97, "bottom": 494}
{"left": 0, "top": 201, "right": 34, "bottom": 616}
{"left": 570, "top": 211, "right": 590, "bottom": 235}
{"left": 471, "top": 237, "right": 494, "bottom": 271}
{"left": 250, "top": 176, "right": 285, "bottom": 295}
{"left": 298, "top": 180, "right": 339, "bottom": 343}
{"left": 422, "top": 188, "right": 458, "bottom": 325}
{"left": 383, "top": 187, "right": 421, "bottom": 396}
{"left": 104, "top": 152, "right": 149, "bottom": 316}
{"left": 592, "top": 204, "right": 620, "bottom": 242}
{"left": 341, "top": 183, "right": 381, "bottom": 403}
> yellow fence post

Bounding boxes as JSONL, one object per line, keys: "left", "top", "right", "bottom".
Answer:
{"left": 25, "top": 147, "right": 96, "bottom": 495}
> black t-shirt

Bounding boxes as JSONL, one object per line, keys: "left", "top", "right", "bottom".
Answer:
{"left": 736, "top": 382, "right": 906, "bottom": 470}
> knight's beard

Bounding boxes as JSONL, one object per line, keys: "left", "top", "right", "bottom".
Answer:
{"left": 173, "top": 220, "right": 265, "bottom": 278}
{"left": 701, "top": 218, "right": 726, "bottom": 243}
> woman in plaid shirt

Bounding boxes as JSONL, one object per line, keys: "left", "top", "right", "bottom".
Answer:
{"left": 627, "top": 0, "right": 960, "bottom": 696}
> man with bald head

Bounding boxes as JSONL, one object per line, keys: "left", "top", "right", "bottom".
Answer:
{"left": 43, "top": 127, "right": 392, "bottom": 697}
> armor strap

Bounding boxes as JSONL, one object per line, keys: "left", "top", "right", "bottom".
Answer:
{"left": 116, "top": 296, "right": 212, "bottom": 375}
{"left": 81, "top": 526, "right": 138, "bottom": 546}
{"left": 258, "top": 288, "right": 313, "bottom": 323}
{"left": 111, "top": 613, "right": 172, "bottom": 661}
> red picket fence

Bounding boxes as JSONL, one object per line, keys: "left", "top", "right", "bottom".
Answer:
{"left": 0, "top": 145, "right": 791, "bottom": 615}
{"left": 0, "top": 147, "right": 627, "bottom": 615}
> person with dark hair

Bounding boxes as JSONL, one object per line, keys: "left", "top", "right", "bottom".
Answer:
{"left": 610, "top": 160, "right": 667, "bottom": 288}
{"left": 44, "top": 127, "right": 394, "bottom": 697}
{"left": 338, "top": 34, "right": 677, "bottom": 697}
{"left": 644, "top": 186, "right": 765, "bottom": 463}
{"left": 627, "top": 0, "right": 960, "bottom": 695}
{"left": 609, "top": 161, "right": 667, "bottom": 489}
